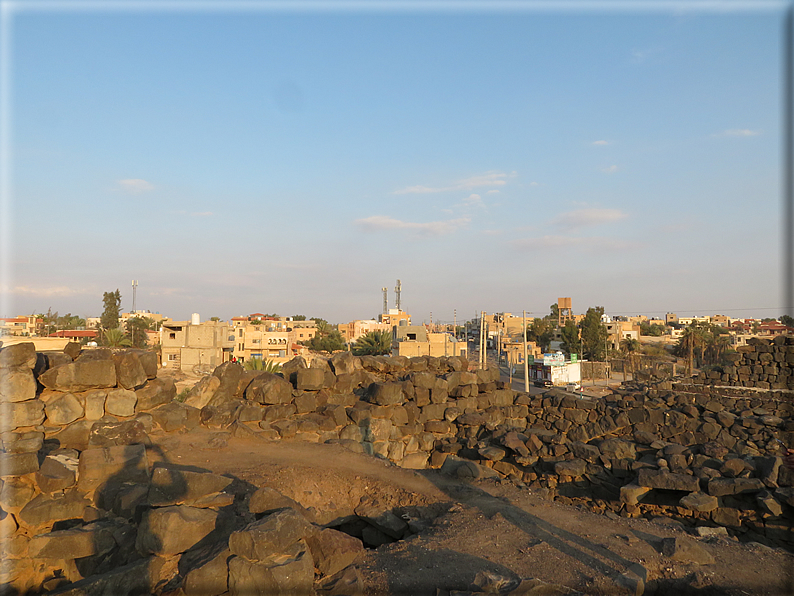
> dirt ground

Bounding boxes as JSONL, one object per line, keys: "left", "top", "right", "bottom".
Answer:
{"left": 148, "top": 429, "right": 794, "bottom": 596}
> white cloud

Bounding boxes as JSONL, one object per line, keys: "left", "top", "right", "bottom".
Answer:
{"left": 715, "top": 129, "right": 761, "bottom": 137}
{"left": 462, "top": 193, "right": 482, "bottom": 206}
{"left": 394, "top": 171, "right": 511, "bottom": 194}
{"left": 528, "top": 181, "right": 539, "bottom": 187}
{"left": 601, "top": 165, "right": 619, "bottom": 174}
{"left": 511, "top": 235, "right": 634, "bottom": 252}
{"left": 592, "top": 140, "right": 609, "bottom": 146}
{"left": 551, "top": 208, "right": 628, "bottom": 231}
{"left": 11, "top": 285, "right": 87, "bottom": 297}
{"left": 191, "top": 211, "right": 214, "bottom": 217}
{"left": 486, "top": 189, "right": 500, "bottom": 194}
{"left": 354, "top": 215, "right": 470, "bottom": 236}
{"left": 117, "top": 179, "right": 154, "bottom": 193}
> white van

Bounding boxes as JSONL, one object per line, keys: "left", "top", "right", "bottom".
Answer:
{"left": 565, "top": 382, "right": 581, "bottom": 393}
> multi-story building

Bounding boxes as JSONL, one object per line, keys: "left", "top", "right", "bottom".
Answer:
{"left": 229, "top": 314, "right": 314, "bottom": 364}
{"left": 605, "top": 320, "right": 640, "bottom": 351}
{"left": 379, "top": 309, "right": 411, "bottom": 327}
{"left": 0, "top": 316, "right": 43, "bottom": 337}
{"left": 160, "top": 317, "right": 235, "bottom": 372}
{"left": 338, "top": 319, "right": 392, "bottom": 345}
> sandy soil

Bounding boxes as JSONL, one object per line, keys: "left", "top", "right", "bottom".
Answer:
{"left": 148, "top": 429, "right": 794, "bottom": 596}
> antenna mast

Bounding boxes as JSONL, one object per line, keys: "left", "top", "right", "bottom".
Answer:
{"left": 131, "top": 280, "right": 138, "bottom": 313}
{"left": 395, "top": 279, "right": 401, "bottom": 312}
{"left": 382, "top": 287, "right": 388, "bottom": 315}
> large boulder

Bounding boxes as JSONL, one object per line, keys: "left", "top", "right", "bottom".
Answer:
{"left": 88, "top": 419, "right": 150, "bottom": 448}
{"left": 246, "top": 374, "right": 293, "bottom": 405}
{"left": 105, "top": 388, "right": 138, "bottom": 417}
{"left": 77, "top": 443, "right": 149, "bottom": 493}
{"left": 0, "top": 343, "right": 37, "bottom": 370}
{"left": 151, "top": 401, "right": 201, "bottom": 433}
{"left": 0, "top": 399, "right": 45, "bottom": 432}
{"left": 306, "top": 528, "right": 365, "bottom": 577}
{"left": 148, "top": 465, "right": 234, "bottom": 507}
{"left": 207, "top": 362, "right": 245, "bottom": 406}
{"left": 39, "top": 360, "right": 117, "bottom": 392}
{"left": 295, "top": 368, "right": 325, "bottom": 391}
{"left": 44, "top": 393, "right": 84, "bottom": 425}
{"left": 135, "top": 377, "right": 176, "bottom": 411}
{"left": 329, "top": 352, "right": 362, "bottom": 376}
{"left": 184, "top": 375, "right": 221, "bottom": 409}
{"left": 227, "top": 548, "right": 314, "bottom": 596}
{"left": 0, "top": 368, "right": 37, "bottom": 403}
{"left": 228, "top": 509, "right": 315, "bottom": 561}
{"left": 136, "top": 505, "right": 219, "bottom": 556}
{"left": 112, "top": 351, "right": 148, "bottom": 390}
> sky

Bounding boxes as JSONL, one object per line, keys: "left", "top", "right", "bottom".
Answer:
{"left": 1, "top": 1, "right": 789, "bottom": 325}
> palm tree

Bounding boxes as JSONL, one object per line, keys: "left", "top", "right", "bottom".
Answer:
{"left": 677, "top": 323, "right": 706, "bottom": 378}
{"left": 102, "top": 327, "right": 132, "bottom": 348}
{"left": 620, "top": 337, "right": 640, "bottom": 379}
{"left": 352, "top": 330, "right": 392, "bottom": 356}
{"left": 244, "top": 357, "right": 282, "bottom": 373}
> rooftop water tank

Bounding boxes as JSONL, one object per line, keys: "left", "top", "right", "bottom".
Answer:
{"left": 191, "top": 313, "right": 200, "bottom": 325}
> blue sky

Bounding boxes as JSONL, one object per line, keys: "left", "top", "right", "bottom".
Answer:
{"left": 1, "top": 2, "right": 787, "bottom": 324}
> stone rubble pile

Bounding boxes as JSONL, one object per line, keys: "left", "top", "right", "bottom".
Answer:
{"left": 1, "top": 339, "right": 793, "bottom": 594}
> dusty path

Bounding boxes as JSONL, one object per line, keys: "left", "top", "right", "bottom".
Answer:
{"left": 150, "top": 430, "right": 794, "bottom": 596}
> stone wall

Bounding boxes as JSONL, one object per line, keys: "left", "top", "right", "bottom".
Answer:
{"left": 1, "top": 340, "right": 794, "bottom": 594}
{"left": 692, "top": 336, "right": 794, "bottom": 390}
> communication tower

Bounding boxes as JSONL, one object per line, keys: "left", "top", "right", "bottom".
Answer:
{"left": 382, "top": 287, "right": 388, "bottom": 315}
{"left": 395, "top": 280, "right": 402, "bottom": 312}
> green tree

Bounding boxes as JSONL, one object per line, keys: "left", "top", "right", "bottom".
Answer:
{"left": 244, "top": 357, "right": 282, "bottom": 373}
{"left": 102, "top": 327, "right": 131, "bottom": 348}
{"left": 780, "top": 314, "right": 794, "bottom": 327}
{"left": 526, "top": 318, "right": 554, "bottom": 352}
{"left": 292, "top": 315, "right": 307, "bottom": 321}
{"left": 210, "top": 316, "right": 220, "bottom": 322}
{"left": 620, "top": 337, "right": 641, "bottom": 378}
{"left": 639, "top": 322, "right": 663, "bottom": 337}
{"left": 305, "top": 331, "right": 345, "bottom": 353}
{"left": 100, "top": 290, "right": 122, "bottom": 333}
{"left": 352, "top": 330, "right": 392, "bottom": 356}
{"left": 676, "top": 323, "right": 707, "bottom": 377}
{"left": 559, "top": 320, "right": 580, "bottom": 356}
{"left": 580, "top": 307, "right": 608, "bottom": 361}
{"left": 56, "top": 313, "right": 86, "bottom": 330}
{"left": 126, "top": 316, "right": 154, "bottom": 348}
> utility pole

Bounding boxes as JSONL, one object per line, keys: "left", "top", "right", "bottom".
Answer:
{"left": 453, "top": 309, "right": 457, "bottom": 340}
{"left": 480, "top": 310, "right": 485, "bottom": 368}
{"left": 523, "top": 310, "right": 529, "bottom": 393}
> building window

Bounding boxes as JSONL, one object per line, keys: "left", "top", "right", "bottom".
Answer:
{"left": 168, "top": 354, "right": 177, "bottom": 361}
{"left": 169, "top": 333, "right": 176, "bottom": 339}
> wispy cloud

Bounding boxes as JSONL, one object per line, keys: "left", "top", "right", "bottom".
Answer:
{"left": 117, "top": 178, "right": 154, "bottom": 193}
{"left": 354, "top": 215, "right": 470, "bottom": 236}
{"left": 462, "top": 193, "right": 482, "bottom": 206}
{"left": 714, "top": 129, "right": 761, "bottom": 137}
{"left": 10, "top": 285, "right": 88, "bottom": 297}
{"left": 601, "top": 165, "right": 619, "bottom": 174}
{"left": 511, "top": 235, "right": 634, "bottom": 252}
{"left": 486, "top": 189, "right": 500, "bottom": 194}
{"left": 592, "top": 140, "right": 609, "bottom": 146}
{"left": 191, "top": 211, "right": 214, "bottom": 217}
{"left": 551, "top": 208, "right": 628, "bottom": 231}
{"left": 394, "top": 171, "right": 513, "bottom": 194}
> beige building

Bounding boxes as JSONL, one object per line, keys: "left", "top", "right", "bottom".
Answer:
{"left": 605, "top": 321, "right": 640, "bottom": 351}
{"left": 0, "top": 316, "right": 44, "bottom": 337}
{"left": 379, "top": 309, "right": 411, "bottom": 327}
{"left": 229, "top": 315, "right": 313, "bottom": 365}
{"left": 160, "top": 319, "right": 235, "bottom": 372}
{"left": 393, "top": 325, "right": 466, "bottom": 358}
{"left": 120, "top": 310, "right": 170, "bottom": 329}
{"left": 339, "top": 320, "right": 392, "bottom": 345}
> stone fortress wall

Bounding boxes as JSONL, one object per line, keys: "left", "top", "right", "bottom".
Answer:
{"left": 0, "top": 337, "right": 793, "bottom": 594}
